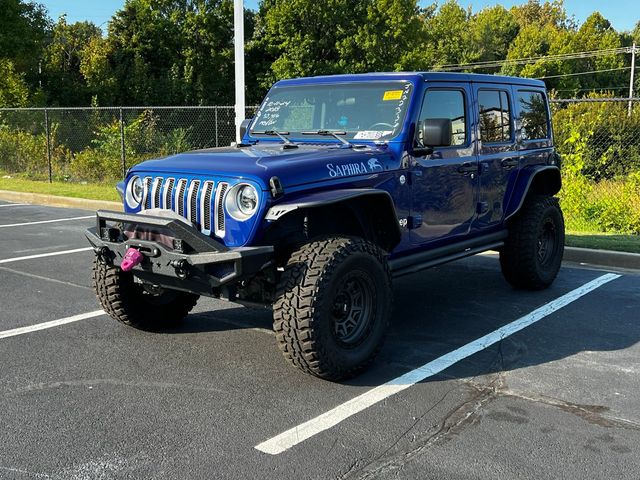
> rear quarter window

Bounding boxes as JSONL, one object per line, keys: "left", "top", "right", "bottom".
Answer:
{"left": 517, "top": 90, "right": 549, "bottom": 141}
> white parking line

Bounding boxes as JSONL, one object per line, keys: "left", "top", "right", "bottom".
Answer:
{"left": 0, "top": 216, "right": 93, "bottom": 228}
{"left": 0, "top": 247, "right": 93, "bottom": 265}
{"left": 0, "top": 203, "right": 28, "bottom": 208}
{"left": 255, "top": 273, "right": 621, "bottom": 455}
{"left": 0, "top": 310, "right": 105, "bottom": 340}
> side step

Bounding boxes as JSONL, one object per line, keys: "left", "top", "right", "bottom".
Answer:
{"left": 389, "top": 231, "right": 507, "bottom": 278}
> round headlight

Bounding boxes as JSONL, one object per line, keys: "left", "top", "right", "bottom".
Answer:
{"left": 226, "top": 183, "right": 259, "bottom": 221}
{"left": 237, "top": 185, "right": 258, "bottom": 215}
{"left": 125, "top": 176, "right": 144, "bottom": 208}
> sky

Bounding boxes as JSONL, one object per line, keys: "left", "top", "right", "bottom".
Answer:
{"left": 41, "top": 0, "right": 637, "bottom": 33}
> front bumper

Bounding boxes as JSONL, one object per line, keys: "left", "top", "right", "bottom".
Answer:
{"left": 85, "top": 210, "right": 273, "bottom": 296}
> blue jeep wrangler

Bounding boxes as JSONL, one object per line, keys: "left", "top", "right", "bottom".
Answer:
{"left": 87, "top": 72, "right": 564, "bottom": 380}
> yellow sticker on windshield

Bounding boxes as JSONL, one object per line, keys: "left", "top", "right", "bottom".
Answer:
{"left": 383, "top": 90, "right": 403, "bottom": 101}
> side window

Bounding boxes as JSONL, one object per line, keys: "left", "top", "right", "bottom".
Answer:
{"left": 478, "top": 90, "right": 512, "bottom": 143}
{"left": 420, "top": 89, "right": 467, "bottom": 146}
{"left": 517, "top": 90, "right": 549, "bottom": 140}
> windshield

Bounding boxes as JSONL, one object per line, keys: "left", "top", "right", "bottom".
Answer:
{"left": 251, "top": 81, "right": 413, "bottom": 141}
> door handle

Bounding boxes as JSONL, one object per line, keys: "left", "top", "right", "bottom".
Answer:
{"left": 501, "top": 158, "right": 519, "bottom": 169}
{"left": 457, "top": 162, "right": 477, "bottom": 174}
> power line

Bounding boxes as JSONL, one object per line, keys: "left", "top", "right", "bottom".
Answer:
{"left": 551, "top": 97, "right": 640, "bottom": 103}
{"left": 537, "top": 66, "right": 631, "bottom": 79}
{"left": 553, "top": 86, "right": 629, "bottom": 92}
{"left": 435, "top": 47, "right": 631, "bottom": 72}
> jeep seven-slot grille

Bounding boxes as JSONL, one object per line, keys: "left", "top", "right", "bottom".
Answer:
{"left": 176, "top": 179, "right": 187, "bottom": 216}
{"left": 141, "top": 177, "right": 226, "bottom": 237}
{"left": 201, "top": 181, "right": 214, "bottom": 232}
{"left": 144, "top": 177, "right": 153, "bottom": 209}
{"left": 164, "top": 178, "right": 175, "bottom": 209}
{"left": 187, "top": 180, "right": 201, "bottom": 225}
{"left": 215, "top": 182, "right": 229, "bottom": 237}
{"left": 152, "top": 177, "right": 163, "bottom": 208}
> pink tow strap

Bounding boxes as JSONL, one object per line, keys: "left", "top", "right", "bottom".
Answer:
{"left": 121, "top": 247, "right": 144, "bottom": 272}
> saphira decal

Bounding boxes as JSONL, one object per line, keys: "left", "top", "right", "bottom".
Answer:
{"left": 327, "top": 162, "right": 369, "bottom": 177}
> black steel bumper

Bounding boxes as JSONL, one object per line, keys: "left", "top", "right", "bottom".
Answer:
{"left": 85, "top": 210, "right": 273, "bottom": 296}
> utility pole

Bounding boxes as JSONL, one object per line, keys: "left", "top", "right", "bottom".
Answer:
{"left": 629, "top": 42, "right": 636, "bottom": 117}
{"left": 234, "top": 0, "right": 245, "bottom": 144}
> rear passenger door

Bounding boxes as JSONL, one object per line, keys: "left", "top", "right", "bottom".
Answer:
{"left": 473, "top": 84, "right": 518, "bottom": 229}
{"left": 514, "top": 88, "right": 553, "bottom": 169}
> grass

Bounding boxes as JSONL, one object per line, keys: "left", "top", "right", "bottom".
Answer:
{"left": 0, "top": 174, "right": 120, "bottom": 202}
{"left": 566, "top": 231, "right": 640, "bottom": 254}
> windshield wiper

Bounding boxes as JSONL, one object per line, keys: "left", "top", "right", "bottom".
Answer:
{"left": 256, "top": 130, "right": 298, "bottom": 149}
{"left": 302, "top": 130, "right": 353, "bottom": 147}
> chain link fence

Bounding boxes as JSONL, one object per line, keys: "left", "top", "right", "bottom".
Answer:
{"left": 0, "top": 100, "right": 639, "bottom": 234}
{"left": 0, "top": 106, "right": 257, "bottom": 183}
{"left": 550, "top": 98, "right": 640, "bottom": 234}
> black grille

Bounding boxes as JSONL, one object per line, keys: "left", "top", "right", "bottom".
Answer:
{"left": 203, "top": 181, "right": 214, "bottom": 230}
{"left": 216, "top": 182, "right": 228, "bottom": 236}
{"left": 177, "top": 179, "right": 187, "bottom": 216}
{"left": 165, "top": 178, "right": 175, "bottom": 209}
{"left": 144, "top": 177, "right": 152, "bottom": 209}
{"left": 189, "top": 180, "right": 201, "bottom": 225}
{"left": 140, "top": 176, "right": 225, "bottom": 236}
{"left": 153, "top": 178, "right": 162, "bottom": 208}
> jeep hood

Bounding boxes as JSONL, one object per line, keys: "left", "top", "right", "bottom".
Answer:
{"left": 130, "top": 143, "right": 396, "bottom": 190}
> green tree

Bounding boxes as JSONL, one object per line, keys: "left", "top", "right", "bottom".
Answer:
{"left": 423, "top": 0, "right": 474, "bottom": 68}
{"left": 43, "top": 16, "right": 103, "bottom": 105}
{"left": 510, "top": 0, "right": 572, "bottom": 29}
{"left": 337, "top": 0, "right": 428, "bottom": 72}
{"left": 80, "top": 36, "right": 118, "bottom": 105}
{"left": 564, "top": 13, "right": 626, "bottom": 95}
{"left": 0, "top": 0, "right": 50, "bottom": 87}
{"left": 632, "top": 21, "right": 640, "bottom": 44}
{"left": 95, "top": 0, "right": 254, "bottom": 106}
{"left": 0, "top": 59, "right": 30, "bottom": 107}
{"left": 253, "top": 0, "right": 369, "bottom": 87}
{"left": 468, "top": 5, "right": 519, "bottom": 65}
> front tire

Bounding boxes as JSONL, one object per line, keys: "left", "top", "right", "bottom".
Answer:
{"left": 273, "top": 236, "right": 392, "bottom": 381}
{"left": 500, "top": 195, "right": 565, "bottom": 290}
{"left": 92, "top": 258, "right": 199, "bottom": 330}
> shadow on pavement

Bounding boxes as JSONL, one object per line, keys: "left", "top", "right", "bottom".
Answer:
{"left": 151, "top": 255, "right": 640, "bottom": 387}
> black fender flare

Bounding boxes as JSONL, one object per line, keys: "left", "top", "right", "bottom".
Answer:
{"left": 504, "top": 165, "right": 561, "bottom": 221}
{"left": 264, "top": 188, "right": 402, "bottom": 250}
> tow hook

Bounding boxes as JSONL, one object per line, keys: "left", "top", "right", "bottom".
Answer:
{"left": 121, "top": 247, "right": 144, "bottom": 272}
{"left": 171, "top": 259, "right": 190, "bottom": 279}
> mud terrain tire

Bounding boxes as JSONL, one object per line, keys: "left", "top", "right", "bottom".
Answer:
{"left": 93, "top": 258, "right": 199, "bottom": 330}
{"left": 273, "top": 236, "right": 392, "bottom": 381}
{"left": 500, "top": 195, "right": 565, "bottom": 290}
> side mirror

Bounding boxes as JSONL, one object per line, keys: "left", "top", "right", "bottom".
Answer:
{"left": 240, "top": 118, "right": 253, "bottom": 139}
{"left": 413, "top": 118, "right": 452, "bottom": 156}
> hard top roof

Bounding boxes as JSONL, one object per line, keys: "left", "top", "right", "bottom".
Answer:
{"left": 274, "top": 71, "right": 546, "bottom": 88}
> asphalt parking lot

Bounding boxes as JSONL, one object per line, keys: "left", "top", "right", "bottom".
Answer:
{"left": 1, "top": 199, "right": 639, "bottom": 480}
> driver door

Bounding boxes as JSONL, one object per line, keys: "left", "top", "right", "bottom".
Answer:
{"left": 410, "top": 83, "right": 478, "bottom": 245}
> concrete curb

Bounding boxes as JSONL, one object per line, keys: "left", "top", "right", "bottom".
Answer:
{"left": 563, "top": 246, "right": 640, "bottom": 271}
{"left": 0, "top": 190, "right": 122, "bottom": 211}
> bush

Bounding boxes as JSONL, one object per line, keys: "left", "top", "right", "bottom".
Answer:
{"left": 68, "top": 110, "right": 194, "bottom": 181}
{"left": 553, "top": 98, "right": 640, "bottom": 181}
{"left": 561, "top": 174, "right": 640, "bottom": 234}
{"left": 0, "top": 126, "right": 47, "bottom": 176}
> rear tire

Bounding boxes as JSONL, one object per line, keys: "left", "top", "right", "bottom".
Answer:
{"left": 92, "top": 258, "right": 199, "bottom": 330}
{"left": 500, "top": 195, "right": 565, "bottom": 290}
{"left": 273, "top": 236, "right": 392, "bottom": 381}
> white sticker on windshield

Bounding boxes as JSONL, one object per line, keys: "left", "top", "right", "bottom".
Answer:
{"left": 354, "top": 130, "right": 393, "bottom": 140}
